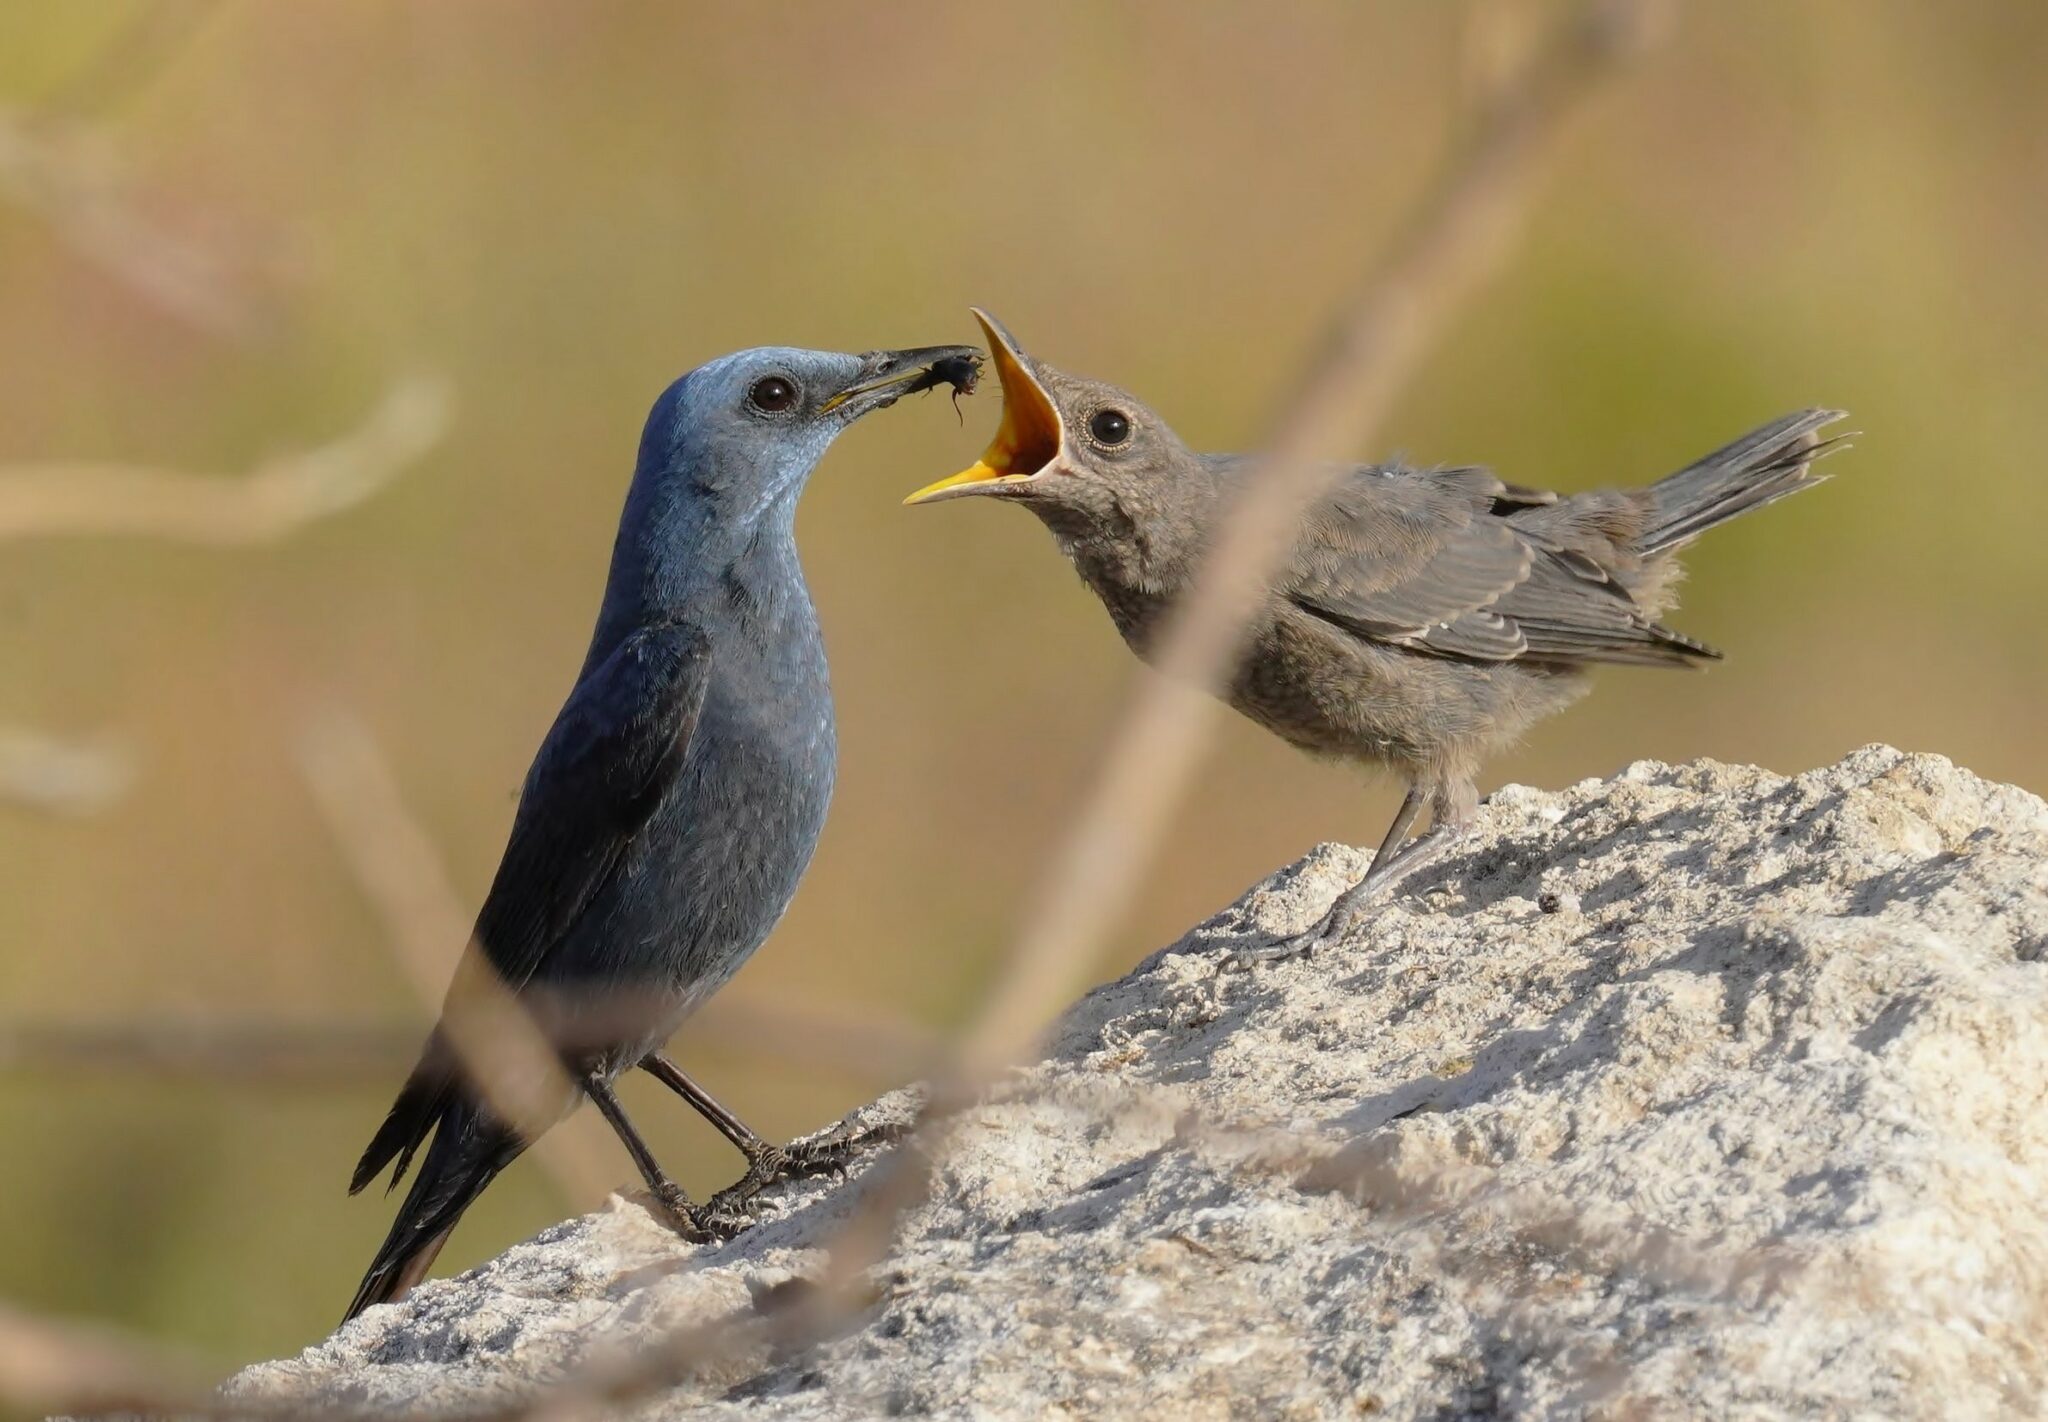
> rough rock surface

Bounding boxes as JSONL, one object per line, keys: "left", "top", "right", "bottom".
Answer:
{"left": 227, "top": 746, "right": 2048, "bottom": 1419}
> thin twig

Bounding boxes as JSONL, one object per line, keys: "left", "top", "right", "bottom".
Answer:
{"left": 0, "top": 1001, "right": 941, "bottom": 1085}
{"left": 0, "top": 1016, "right": 414, "bottom": 1082}
{"left": 373, "top": 5, "right": 1678, "bottom": 1418}
{"left": 0, "top": 102, "right": 258, "bottom": 338}
{"left": 0, "top": 726, "right": 131, "bottom": 815}
{"left": 296, "top": 710, "right": 622, "bottom": 1208}
{"left": 27, "top": 0, "right": 221, "bottom": 125}
{"left": 11, "top": 10, "right": 1670, "bottom": 1418}
{"left": 955, "top": 0, "right": 1674, "bottom": 1082}
{"left": 0, "top": 1300, "right": 296, "bottom": 1421}
{"left": 696, "top": 994, "right": 945, "bottom": 1081}
{"left": 0, "top": 374, "right": 452, "bottom": 544}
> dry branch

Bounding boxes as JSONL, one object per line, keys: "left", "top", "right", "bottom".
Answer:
{"left": 0, "top": 1301, "right": 285, "bottom": 1421}
{"left": 0, "top": 1000, "right": 940, "bottom": 1086}
{"left": 0, "top": 93, "right": 256, "bottom": 337}
{"left": 0, "top": 726, "right": 130, "bottom": 815}
{"left": 392, "top": 5, "right": 1680, "bottom": 1418}
{"left": 3, "top": 6, "right": 1673, "bottom": 1416}
{"left": 0, "top": 375, "right": 452, "bottom": 544}
{"left": 296, "top": 710, "right": 623, "bottom": 1208}
{"left": 957, "top": 0, "right": 1674, "bottom": 1081}
{"left": 0, "top": 1016, "right": 414, "bottom": 1082}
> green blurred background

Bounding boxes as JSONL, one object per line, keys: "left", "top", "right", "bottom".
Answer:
{"left": 2, "top": 0, "right": 2043, "bottom": 1376}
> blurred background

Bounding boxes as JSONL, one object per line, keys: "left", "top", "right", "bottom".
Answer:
{"left": 2, "top": 0, "right": 2043, "bottom": 1375}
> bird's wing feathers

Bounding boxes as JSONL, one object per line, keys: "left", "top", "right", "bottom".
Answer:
{"left": 351, "top": 619, "right": 709, "bottom": 1201}
{"left": 1286, "top": 466, "right": 1532, "bottom": 639}
{"left": 468, "top": 617, "right": 712, "bottom": 994}
{"left": 1284, "top": 464, "right": 1710, "bottom": 667}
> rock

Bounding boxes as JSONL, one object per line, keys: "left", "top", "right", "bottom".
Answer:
{"left": 224, "top": 746, "right": 2048, "bottom": 1420}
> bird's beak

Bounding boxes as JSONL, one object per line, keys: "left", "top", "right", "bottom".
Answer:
{"left": 903, "top": 308, "right": 1064, "bottom": 505}
{"left": 819, "top": 344, "right": 984, "bottom": 422}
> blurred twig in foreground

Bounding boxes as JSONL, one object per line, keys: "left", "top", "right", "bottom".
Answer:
{"left": 961, "top": 0, "right": 1674, "bottom": 1085}
{"left": 367, "top": 4, "right": 1680, "bottom": 1418}
{"left": 296, "top": 710, "right": 622, "bottom": 1209}
{"left": 0, "top": 1301, "right": 281, "bottom": 1422}
{"left": 0, "top": 999, "right": 941, "bottom": 1086}
{"left": 28, "top": 0, "right": 221, "bottom": 126}
{"left": 0, "top": 726, "right": 131, "bottom": 816}
{"left": 0, "top": 1017, "right": 416, "bottom": 1083}
{"left": 0, "top": 69, "right": 256, "bottom": 339}
{"left": 0, "top": 375, "right": 452, "bottom": 544}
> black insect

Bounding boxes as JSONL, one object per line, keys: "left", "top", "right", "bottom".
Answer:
{"left": 903, "top": 352, "right": 981, "bottom": 421}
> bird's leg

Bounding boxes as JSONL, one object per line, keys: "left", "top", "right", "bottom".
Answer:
{"left": 1223, "top": 781, "right": 1470, "bottom": 971}
{"left": 1222, "top": 787, "right": 1424, "bottom": 971}
{"left": 1316, "top": 778, "right": 1478, "bottom": 941}
{"left": 639, "top": 1052, "right": 869, "bottom": 1233}
{"left": 639, "top": 1051, "right": 773, "bottom": 1159}
{"left": 582, "top": 1071, "right": 707, "bottom": 1239}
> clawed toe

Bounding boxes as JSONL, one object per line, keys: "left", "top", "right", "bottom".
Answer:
{"left": 781, "top": 1118, "right": 901, "bottom": 1175}
{"left": 683, "top": 1198, "right": 755, "bottom": 1239}
{"left": 664, "top": 1122, "right": 898, "bottom": 1243}
{"left": 1219, "top": 933, "right": 1322, "bottom": 973}
{"left": 649, "top": 1183, "right": 714, "bottom": 1242}
{"left": 778, "top": 1132, "right": 862, "bottom": 1179}
{"left": 1219, "top": 908, "right": 1352, "bottom": 972}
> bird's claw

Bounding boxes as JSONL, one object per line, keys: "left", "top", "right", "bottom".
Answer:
{"left": 1218, "top": 933, "right": 1324, "bottom": 973}
{"left": 682, "top": 1199, "right": 755, "bottom": 1240}
{"left": 1215, "top": 837, "right": 1458, "bottom": 975}
{"left": 648, "top": 1179, "right": 753, "bottom": 1242}
{"left": 1217, "top": 902, "right": 1357, "bottom": 973}
{"left": 650, "top": 1182, "right": 715, "bottom": 1243}
{"left": 776, "top": 1125, "right": 878, "bottom": 1181}
{"left": 664, "top": 1121, "right": 904, "bottom": 1243}
{"left": 681, "top": 1127, "right": 882, "bottom": 1240}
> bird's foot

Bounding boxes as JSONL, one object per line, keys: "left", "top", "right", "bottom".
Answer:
{"left": 1218, "top": 930, "right": 1329, "bottom": 974}
{"left": 1218, "top": 901, "right": 1364, "bottom": 973}
{"left": 649, "top": 1182, "right": 716, "bottom": 1243}
{"left": 777, "top": 1120, "right": 893, "bottom": 1180}
{"left": 688, "top": 1121, "right": 899, "bottom": 1238}
{"left": 1216, "top": 837, "right": 1459, "bottom": 974}
{"left": 679, "top": 1198, "right": 755, "bottom": 1242}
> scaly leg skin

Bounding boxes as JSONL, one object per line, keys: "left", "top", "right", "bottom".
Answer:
{"left": 1221, "top": 782, "right": 1470, "bottom": 972}
{"left": 638, "top": 1052, "right": 899, "bottom": 1238}
{"left": 584, "top": 1070, "right": 711, "bottom": 1242}
{"left": 692, "top": 1119, "right": 904, "bottom": 1234}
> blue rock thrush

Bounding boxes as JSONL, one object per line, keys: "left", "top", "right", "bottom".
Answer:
{"left": 343, "top": 342, "right": 979, "bottom": 1321}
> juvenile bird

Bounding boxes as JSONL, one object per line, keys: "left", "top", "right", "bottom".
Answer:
{"left": 344, "top": 341, "right": 980, "bottom": 1321}
{"left": 907, "top": 310, "right": 1844, "bottom": 959}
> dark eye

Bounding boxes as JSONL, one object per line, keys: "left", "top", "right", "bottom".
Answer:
{"left": 1089, "top": 408, "right": 1132, "bottom": 446}
{"left": 749, "top": 375, "right": 798, "bottom": 413}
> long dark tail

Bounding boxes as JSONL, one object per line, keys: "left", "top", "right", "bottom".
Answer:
{"left": 342, "top": 1093, "right": 522, "bottom": 1324}
{"left": 1641, "top": 408, "right": 1849, "bottom": 557}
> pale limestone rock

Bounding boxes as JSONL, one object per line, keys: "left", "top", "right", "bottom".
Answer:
{"left": 223, "top": 746, "right": 2048, "bottom": 1420}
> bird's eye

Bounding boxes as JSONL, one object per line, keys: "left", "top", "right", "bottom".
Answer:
{"left": 1089, "top": 408, "right": 1132, "bottom": 447}
{"left": 749, "top": 376, "right": 798, "bottom": 414}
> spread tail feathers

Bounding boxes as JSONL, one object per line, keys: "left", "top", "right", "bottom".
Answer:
{"left": 349, "top": 1044, "right": 450, "bottom": 1197}
{"left": 1642, "top": 408, "right": 1849, "bottom": 558}
{"left": 342, "top": 1098, "right": 521, "bottom": 1324}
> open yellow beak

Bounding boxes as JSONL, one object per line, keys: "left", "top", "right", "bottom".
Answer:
{"left": 903, "top": 308, "right": 1063, "bottom": 506}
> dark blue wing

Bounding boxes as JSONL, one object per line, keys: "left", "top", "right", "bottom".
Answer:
{"left": 351, "top": 616, "right": 710, "bottom": 1196}
{"left": 469, "top": 616, "right": 711, "bottom": 992}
